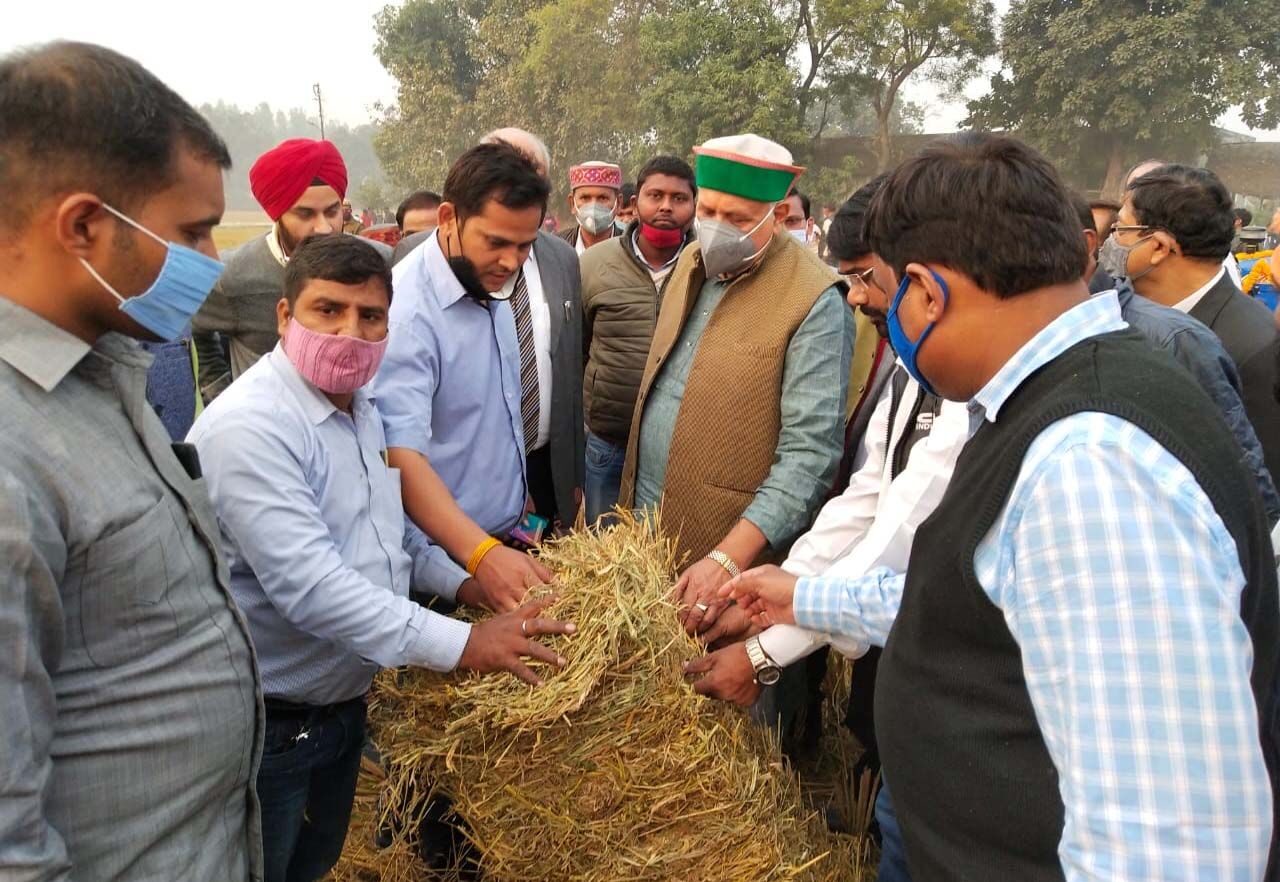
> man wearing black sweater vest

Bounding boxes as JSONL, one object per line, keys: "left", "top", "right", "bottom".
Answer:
{"left": 725, "top": 134, "right": 1279, "bottom": 882}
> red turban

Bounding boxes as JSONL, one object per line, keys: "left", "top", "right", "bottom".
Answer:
{"left": 249, "top": 139, "right": 348, "bottom": 221}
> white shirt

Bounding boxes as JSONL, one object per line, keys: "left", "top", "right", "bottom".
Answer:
{"left": 502, "top": 248, "right": 554, "bottom": 449}
{"left": 1172, "top": 265, "right": 1226, "bottom": 313}
{"left": 757, "top": 363, "right": 971, "bottom": 666}
{"left": 575, "top": 233, "right": 588, "bottom": 257}
{"left": 1225, "top": 254, "right": 1244, "bottom": 288}
{"left": 189, "top": 348, "right": 471, "bottom": 704}
{"left": 631, "top": 228, "right": 683, "bottom": 285}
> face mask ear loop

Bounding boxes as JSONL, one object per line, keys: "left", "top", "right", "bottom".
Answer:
{"left": 79, "top": 257, "right": 127, "bottom": 305}
{"left": 99, "top": 202, "right": 168, "bottom": 248}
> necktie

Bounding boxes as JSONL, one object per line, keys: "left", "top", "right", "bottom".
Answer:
{"left": 509, "top": 269, "right": 540, "bottom": 452}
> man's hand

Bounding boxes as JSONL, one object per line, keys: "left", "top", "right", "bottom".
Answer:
{"left": 462, "top": 545, "right": 552, "bottom": 613}
{"left": 698, "top": 603, "right": 759, "bottom": 649}
{"left": 457, "top": 597, "right": 576, "bottom": 686}
{"left": 683, "top": 642, "right": 761, "bottom": 707}
{"left": 672, "top": 557, "right": 734, "bottom": 635}
{"left": 719, "top": 565, "right": 798, "bottom": 628}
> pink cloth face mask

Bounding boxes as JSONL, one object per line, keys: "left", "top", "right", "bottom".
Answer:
{"left": 281, "top": 317, "right": 388, "bottom": 394}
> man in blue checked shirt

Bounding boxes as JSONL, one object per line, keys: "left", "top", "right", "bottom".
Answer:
{"left": 189, "top": 235, "right": 574, "bottom": 882}
{"left": 724, "top": 133, "right": 1280, "bottom": 882}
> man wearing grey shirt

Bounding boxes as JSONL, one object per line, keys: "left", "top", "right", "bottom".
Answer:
{"left": 190, "top": 235, "right": 574, "bottom": 882}
{"left": 0, "top": 43, "right": 263, "bottom": 880}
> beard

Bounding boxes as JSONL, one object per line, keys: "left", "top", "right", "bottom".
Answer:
{"left": 276, "top": 220, "right": 339, "bottom": 256}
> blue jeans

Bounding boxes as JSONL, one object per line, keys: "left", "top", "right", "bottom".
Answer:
{"left": 585, "top": 431, "right": 625, "bottom": 524}
{"left": 258, "top": 698, "right": 367, "bottom": 882}
{"left": 876, "top": 781, "right": 913, "bottom": 882}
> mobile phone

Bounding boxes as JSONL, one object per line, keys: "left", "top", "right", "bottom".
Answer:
{"left": 510, "top": 512, "right": 550, "bottom": 546}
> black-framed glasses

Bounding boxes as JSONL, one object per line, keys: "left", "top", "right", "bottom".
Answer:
{"left": 1111, "top": 224, "right": 1154, "bottom": 235}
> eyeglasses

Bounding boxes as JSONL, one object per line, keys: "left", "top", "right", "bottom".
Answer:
{"left": 842, "top": 266, "right": 877, "bottom": 289}
{"left": 1110, "top": 224, "right": 1154, "bottom": 235}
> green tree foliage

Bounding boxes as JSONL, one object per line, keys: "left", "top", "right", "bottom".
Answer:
{"left": 372, "top": 0, "right": 996, "bottom": 201}
{"left": 967, "top": 0, "right": 1280, "bottom": 197}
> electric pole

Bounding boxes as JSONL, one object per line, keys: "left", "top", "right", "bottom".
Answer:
{"left": 312, "top": 83, "right": 325, "bottom": 140}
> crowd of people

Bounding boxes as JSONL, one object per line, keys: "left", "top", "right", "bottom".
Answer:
{"left": 4, "top": 38, "right": 1280, "bottom": 882}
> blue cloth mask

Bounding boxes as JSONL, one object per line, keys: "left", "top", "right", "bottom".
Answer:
{"left": 887, "top": 268, "right": 949, "bottom": 397}
{"left": 80, "top": 203, "right": 225, "bottom": 341}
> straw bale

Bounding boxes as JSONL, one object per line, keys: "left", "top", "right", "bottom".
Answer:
{"left": 332, "top": 513, "right": 866, "bottom": 882}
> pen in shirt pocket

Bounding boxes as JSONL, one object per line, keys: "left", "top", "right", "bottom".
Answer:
{"left": 563, "top": 300, "right": 572, "bottom": 322}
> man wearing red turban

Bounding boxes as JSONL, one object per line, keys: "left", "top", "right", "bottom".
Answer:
{"left": 193, "top": 138, "right": 390, "bottom": 401}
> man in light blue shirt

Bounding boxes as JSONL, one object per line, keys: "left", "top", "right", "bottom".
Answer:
{"left": 377, "top": 142, "right": 558, "bottom": 614}
{"left": 724, "top": 134, "right": 1279, "bottom": 881}
{"left": 190, "top": 235, "right": 574, "bottom": 882}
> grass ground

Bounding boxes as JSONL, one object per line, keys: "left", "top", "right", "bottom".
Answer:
{"left": 214, "top": 224, "right": 271, "bottom": 253}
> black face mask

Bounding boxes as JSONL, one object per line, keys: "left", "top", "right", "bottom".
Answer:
{"left": 444, "top": 221, "right": 510, "bottom": 304}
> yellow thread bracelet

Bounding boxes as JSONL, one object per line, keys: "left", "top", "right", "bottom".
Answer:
{"left": 467, "top": 537, "right": 502, "bottom": 576}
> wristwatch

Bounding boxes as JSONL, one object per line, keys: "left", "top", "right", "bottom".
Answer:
{"left": 744, "top": 636, "right": 783, "bottom": 686}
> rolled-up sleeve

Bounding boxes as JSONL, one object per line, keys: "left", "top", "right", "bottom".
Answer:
{"left": 196, "top": 415, "right": 470, "bottom": 672}
{"left": 742, "top": 286, "right": 851, "bottom": 548}
{"left": 0, "top": 469, "right": 73, "bottom": 881}
{"left": 374, "top": 315, "right": 439, "bottom": 456}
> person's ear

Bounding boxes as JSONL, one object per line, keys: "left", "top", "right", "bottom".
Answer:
{"left": 1083, "top": 228, "right": 1099, "bottom": 260}
{"left": 903, "top": 262, "right": 950, "bottom": 321}
{"left": 276, "top": 297, "right": 291, "bottom": 338}
{"left": 1150, "top": 229, "right": 1179, "bottom": 264}
{"left": 772, "top": 201, "right": 789, "bottom": 224}
{"left": 54, "top": 193, "right": 113, "bottom": 260}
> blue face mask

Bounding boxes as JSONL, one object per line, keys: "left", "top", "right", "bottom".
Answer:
{"left": 80, "top": 203, "right": 225, "bottom": 341}
{"left": 887, "top": 268, "right": 949, "bottom": 397}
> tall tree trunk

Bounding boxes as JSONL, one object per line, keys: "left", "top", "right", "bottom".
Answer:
{"left": 1100, "top": 137, "right": 1126, "bottom": 201}
{"left": 876, "top": 103, "right": 893, "bottom": 172}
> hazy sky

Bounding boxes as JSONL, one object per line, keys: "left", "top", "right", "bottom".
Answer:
{"left": 6, "top": 0, "right": 1274, "bottom": 139}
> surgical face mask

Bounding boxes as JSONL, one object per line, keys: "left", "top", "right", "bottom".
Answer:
{"left": 1098, "top": 232, "right": 1157, "bottom": 282}
{"left": 576, "top": 202, "right": 617, "bottom": 236}
{"left": 695, "top": 205, "right": 776, "bottom": 279}
{"left": 789, "top": 228, "right": 808, "bottom": 244}
{"left": 80, "top": 203, "right": 224, "bottom": 341}
{"left": 887, "top": 269, "right": 949, "bottom": 397}
{"left": 444, "top": 222, "right": 512, "bottom": 303}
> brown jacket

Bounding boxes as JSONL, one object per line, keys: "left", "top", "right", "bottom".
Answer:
{"left": 619, "top": 233, "right": 838, "bottom": 564}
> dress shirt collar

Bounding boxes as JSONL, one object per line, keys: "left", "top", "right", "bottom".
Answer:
{"left": 631, "top": 228, "right": 683, "bottom": 273}
{"left": 0, "top": 297, "right": 152, "bottom": 392}
{"left": 1171, "top": 266, "right": 1225, "bottom": 314}
{"left": 969, "top": 291, "right": 1127, "bottom": 428}
{"left": 265, "top": 225, "right": 289, "bottom": 267}
{"left": 421, "top": 229, "right": 471, "bottom": 309}
{"left": 267, "top": 344, "right": 373, "bottom": 426}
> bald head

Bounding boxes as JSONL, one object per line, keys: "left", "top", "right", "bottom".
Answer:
{"left": 481, "top": 127, "right": 550, "bottom": 179}
{"left": 1125, "top": 158, "right": 1167, "bottom": 188}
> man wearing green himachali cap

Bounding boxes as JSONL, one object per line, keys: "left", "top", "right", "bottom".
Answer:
{"left": 617, "top": 133, "right": 853, "bottom": 730}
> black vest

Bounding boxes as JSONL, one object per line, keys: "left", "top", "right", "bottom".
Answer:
{"left": 875, "top": 329, "right": 1280, "bottom": 882}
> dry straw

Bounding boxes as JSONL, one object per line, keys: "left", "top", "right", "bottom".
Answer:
{"left": 333, "top": 513, "right": 865, "bottom": 882}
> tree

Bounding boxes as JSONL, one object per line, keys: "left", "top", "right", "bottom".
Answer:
{"left": 967, "top": 0, "right": 1280, "bottom": 198}
{"left": 835, "top": 0, "right": 995, "bottom": 171}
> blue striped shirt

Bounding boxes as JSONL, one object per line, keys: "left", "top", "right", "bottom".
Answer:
{"left": 793, "top": 292, "right": 1272, "bottom": 880}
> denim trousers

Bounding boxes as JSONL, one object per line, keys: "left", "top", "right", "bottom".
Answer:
{"left": 584, "top": 430, "right": 626, "bottom": 524}
{"left": 257, "top": 697, "right": 367, "bottom": 882}
{"left": 876, "top": 781, "right": 913, "bottom": 882}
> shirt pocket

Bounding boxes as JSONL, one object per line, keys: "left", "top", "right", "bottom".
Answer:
{"left": 80, "top": 499, "right": 193, "bottom": 668}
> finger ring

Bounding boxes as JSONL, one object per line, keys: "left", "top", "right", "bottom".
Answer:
{"left": 694, "top": 602, "right": 709, "bottom": 613}
{"left": 521, "top": 620, "right": 529, "bottom": 636}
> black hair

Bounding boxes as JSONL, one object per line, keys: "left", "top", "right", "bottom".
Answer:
{"left": 1068, "top": 191, "right": 1094, "bottom": 233}
{"left": 827, "top": 175, "right": 888, "bottom": 261}
{"left": 865, "top": 133, "right": 1086, "bottom": 299}
{"left": 635, "top": 155, "right": 696, "bottom": 196}
{"left": 442, "top": 142, "right": 549, "bottom": 223}
{"left": 1235, "top": 207, "right": 1254, "bottom": 227}
{"left": 0, "top": 41, "right": 231, "bottom": 232}
{"left": 1128, "top": 164, "right": 1235, "bottom": 260}
{"left": 619, "top": 182, "right": 638, "bottom": 205}
{"left": 396, "top": 190, "right": 442, "bottom": 230}
{"left": 788, "top": 190, "right": 812, "bottom": 220}
{"left": 283, "top": 234, "right": 392, "bottom": 308}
